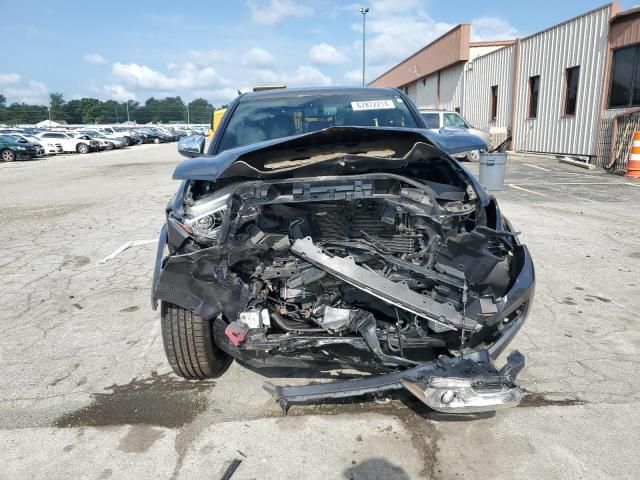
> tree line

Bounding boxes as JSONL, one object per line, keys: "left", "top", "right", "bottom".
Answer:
{"left": 0, "top": 93, "right": 222, "bottom": 125}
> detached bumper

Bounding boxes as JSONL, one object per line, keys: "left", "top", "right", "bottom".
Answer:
{"left": 264, "top": 348, "right": 525, "bottom": 414}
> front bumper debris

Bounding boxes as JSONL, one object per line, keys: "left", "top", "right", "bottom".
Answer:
{"left": 264, "top": 349, "right": 525, "bottom": 414}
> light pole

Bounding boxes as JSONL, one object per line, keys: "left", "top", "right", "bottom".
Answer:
{"left": 359, "top": 7, "right": 369, "bottom": 86}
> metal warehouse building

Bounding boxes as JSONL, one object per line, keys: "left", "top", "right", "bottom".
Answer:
{"left": 370, "top": 3, "right": 640, "bottom": 170}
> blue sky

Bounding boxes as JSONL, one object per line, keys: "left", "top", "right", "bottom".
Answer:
{"left": 0, "top": 0, "right": 633, "bottom": 106}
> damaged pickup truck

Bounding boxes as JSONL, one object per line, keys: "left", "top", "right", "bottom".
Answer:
{"left": 152, "top": 87, "right": 534, "bottom": 414}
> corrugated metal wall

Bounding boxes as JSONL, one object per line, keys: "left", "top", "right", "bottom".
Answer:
{"left": 512, "top": 6, "right": 611, "bottom": 156}
{"left": 415, "top": 74, "right": 438, "bottom": 109}
{"left": 463, "top": 45, "right": 515, "bottom": 147}
{"left": 406, "top": 83, "right": 418, "bottom": 103}
{"left": 439, "top": 63, "right": 465, "bottom": 111}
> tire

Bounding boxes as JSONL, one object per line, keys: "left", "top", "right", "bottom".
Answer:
{"left": 161, "top": 301, "right": 230, "bottom": 379}
{"left": 466, "top": 150, "right": 481, "bottom": 162}
{"left": 107, "top": 142, "right": 115, "bottom": 150}
{"left": 153, "top": 137, "right": 160, "bottom": 144}
{"left": 124, "top": 136, "right": 132, "bottom": 146}
{"left": 1, "top": 149, "right": 15, "bottom": 162}
{"left": 76, "top": 143, "right": 90, "bottom": 154}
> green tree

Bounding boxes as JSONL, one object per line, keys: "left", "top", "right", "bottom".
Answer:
{"left": 187, "top": 98, "right": 213, "bottom": 124}
{"left": 0, "top": 94, "right": 6, "bottom": 123}
{"left": 49, "top": 92, "right": 67, "bottom": 122}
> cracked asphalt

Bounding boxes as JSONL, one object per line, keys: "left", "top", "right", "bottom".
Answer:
{"left": 1, "top": 144, "right": 639, "bottom": 479}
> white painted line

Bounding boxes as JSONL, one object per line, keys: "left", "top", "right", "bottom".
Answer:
{"left": 625, "top": 182, "right": 640, "bottom": 187}
{"left": 507, "top": 184, "right": 546, "bottom": 196}
{"left": 523, "top": 163, "right": 551, "bottom": 172}
{"left": 531, "top": 182, "right": 635, "bottom": 186}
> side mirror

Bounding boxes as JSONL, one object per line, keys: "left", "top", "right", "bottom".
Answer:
{"left": 178, "top": 135, "right": 205, "bottom": 158}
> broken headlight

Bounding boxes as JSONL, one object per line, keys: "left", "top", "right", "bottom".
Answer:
{"left": 173, "top": 192, "right": 230, "bottom": 243}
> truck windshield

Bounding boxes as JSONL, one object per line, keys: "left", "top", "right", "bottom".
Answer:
{"left": 217, "top": 92, "right": 419, "bottom": 152}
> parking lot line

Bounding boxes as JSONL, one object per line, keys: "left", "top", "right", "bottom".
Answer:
{"left": 507, "top": 184, "right": 546, "bottom": 196}
{"left": 625, "top": 182, "right": 640, "bottom": 187}
{"left": 517, "top": 182, "right": 636, "bottom": 186}
{"left": 523, "top": 163, "right": 551, "bottom": 172}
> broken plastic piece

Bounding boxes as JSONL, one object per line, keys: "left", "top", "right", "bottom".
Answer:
{"left": 97, "top": 239, "right": 157, "bottom": 265}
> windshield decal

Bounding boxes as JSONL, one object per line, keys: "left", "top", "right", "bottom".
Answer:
{"left": 350, "top": 100, "right": 396, "bottom": 111}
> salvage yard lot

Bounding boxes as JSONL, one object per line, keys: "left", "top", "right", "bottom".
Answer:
{"left": 1, "top": 145, "right": 639, "bottom": 479}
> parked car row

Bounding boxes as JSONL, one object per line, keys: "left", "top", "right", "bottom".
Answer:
{"left": 0, "top": 124, "right": 206, "bottom": 162}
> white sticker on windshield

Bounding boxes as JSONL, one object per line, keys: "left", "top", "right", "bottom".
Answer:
{"left": 351, "top": 100, "right": 396, "bottom": 111}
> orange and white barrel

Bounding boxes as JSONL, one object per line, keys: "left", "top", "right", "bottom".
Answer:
{"left": 626, "top": 131, "right": 640, "bottom": 178}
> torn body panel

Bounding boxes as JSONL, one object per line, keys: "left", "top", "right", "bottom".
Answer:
{"left": 153, "top": 127, "right": 534, "bottom": 413}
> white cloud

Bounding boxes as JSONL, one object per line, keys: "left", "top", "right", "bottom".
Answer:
{"left": 350, "top": 2, "right": 520, "bottom": 81}
{"left": 186, "top": 49, "right": 222, "bottom": 67}
{"left": 344, "top": 69, "right": 364, "bottom": 84}
{"left": 104, "top": 84, "right": 135, "bottom": 101}
{"left": 83, "top": 53, "right": 108, "bottom": 65}
{"left": 240, "top": 65, "right": 331, "bottom": 87}
{"left": 359, "top": 13, "right": 454, "bottom": 72}
{"left": 247, "top": 0, "right": 313, "bottom": 25}
{"left": 112, "top": 62, "right": 230, "bottom": 91}
{"left": 470, "top": 17, "right": 520, "bottom": 41}
{"left": 252, "top": 68, "right": 284, "bottom": 84}
{"left": 309, "top": 43, "right": 349, "bottom": 65}
{"left": 0, "top": 73, "right": 21, "bottom": 86}
{"left": 192, "top": 87, "right": 239, "bottom": 105}
{"left": 242, "top": 47, "right": 277, "bottom": 67}
{"left": 289, "top": 66, "right": 332, "bottom": 86}
{"left": 1, "top": 75, "right": 48, "bottom": 104}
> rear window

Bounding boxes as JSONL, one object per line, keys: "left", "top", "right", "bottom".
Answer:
{"left": 217, "top": 91, "right": 418, "bottom": 152}
{"left": 421, "top": 113, "right": 440, "bottom": 129}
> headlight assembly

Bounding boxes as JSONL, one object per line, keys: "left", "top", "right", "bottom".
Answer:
{"left": 172, "top": 192, "right": 230, "bottom": 243}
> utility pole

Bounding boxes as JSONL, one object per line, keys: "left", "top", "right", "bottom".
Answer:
{"left": 186, "top": 103, "right": 190, "bottom": 125}
{"left": 115, "top": 104, "right": 119, "bottom": 123}
{"left": 126, "top": 101, "right": 130, "bottom": 122}
{"left": 48, "top": 106, "right": 52, "bottom": 122}
{"left": 359, "top": 7, "right": 370, "bottom": 86}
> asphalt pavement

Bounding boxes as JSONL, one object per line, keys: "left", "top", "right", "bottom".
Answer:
{"left": 1, "top": 145, "right": 639, "bottom": 479}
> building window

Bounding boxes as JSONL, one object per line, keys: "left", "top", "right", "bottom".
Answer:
{"left": 528, "top": 75, "right": 540, "bottom": 118}
{"left": 490, "top": 85, "right": 498, "bottom": 121}
{"left": 608, "top": 45, "right": 640, "bottom": 108}
{"left": 564, "top": 66, "right": 580, "bottom": 116}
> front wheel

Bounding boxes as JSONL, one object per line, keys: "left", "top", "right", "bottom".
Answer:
{"left": 1, "top": 149, "right": 16, "bottom": 162}
{"left": 466, "top": 150, "right": 481, "bottom": 162}
{"left": 160, "top": 302, "right": 231, "bottom": 379}
{"left": 153, "top": 138, "right": 160, "bottom": 144}
{"left": 77, "top": 143, "right": 90, "bottom": 154}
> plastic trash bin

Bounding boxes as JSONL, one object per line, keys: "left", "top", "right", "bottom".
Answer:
{"left": 479, "top": 152, "right": 507, "bottom": 191}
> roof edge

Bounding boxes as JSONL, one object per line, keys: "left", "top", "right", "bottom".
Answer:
{"left": 521, "top": 3, "right": 615, "bottom": 41}
{"left": 368, "top": 24, "right": 469, "bottom": 86}
{"left": 610, "top": 5, "right": 640, "bottom": 23}
{"left": 470, "top": 40, "right": 517, "bottom": 47}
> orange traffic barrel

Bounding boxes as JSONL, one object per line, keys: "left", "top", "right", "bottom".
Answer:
{"left": 626, "top": 131, "right": 640, "bottom": 178}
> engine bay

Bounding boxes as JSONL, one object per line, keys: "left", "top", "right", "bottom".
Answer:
{"left": 165, "top": 174, "right": 525, "bottom": 368}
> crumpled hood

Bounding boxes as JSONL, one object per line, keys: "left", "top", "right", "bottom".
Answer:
{"left": 173, "top": 126, "right": 486, "bottom": 182}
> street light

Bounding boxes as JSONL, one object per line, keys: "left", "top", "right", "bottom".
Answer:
{"left": 359, "top": 7, "right": 369, "bottom": 86}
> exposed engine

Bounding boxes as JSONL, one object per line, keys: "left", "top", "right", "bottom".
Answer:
{"left": 172, "top": 175, "right": 523, "bottom": 368}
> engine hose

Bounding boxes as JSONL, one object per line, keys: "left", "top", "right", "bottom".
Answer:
{"left": 270, "top": 312, "right": 324, "bottom": 333}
